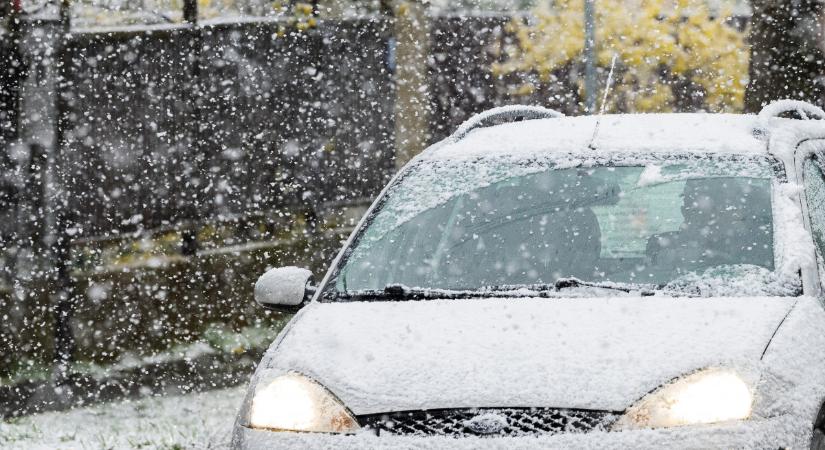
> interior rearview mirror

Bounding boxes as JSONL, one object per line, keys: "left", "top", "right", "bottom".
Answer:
{"left": 254, "top": 266, "right": 315, "bottom": 312}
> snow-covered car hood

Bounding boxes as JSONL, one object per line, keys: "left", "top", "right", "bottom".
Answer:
{"left": 264, "top": 296, "right": 797, "bottom": 415}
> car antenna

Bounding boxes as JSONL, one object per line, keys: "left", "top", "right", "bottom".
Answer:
{"left": 588, "top": 53, "right": 618, "bottom": 150}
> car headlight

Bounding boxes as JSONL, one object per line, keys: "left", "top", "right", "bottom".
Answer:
{"left": 613, "top": 368, "right": 753, "bottom": 430}
{"left": 249, "top": 373, "right": 361, "bottom": 433}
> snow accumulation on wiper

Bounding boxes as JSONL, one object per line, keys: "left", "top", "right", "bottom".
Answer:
{"left": 336, "top": 284, "right": 505, "bottom": 301}
{"left": 552, "top": 277, "right": 658, "bottom": 296}
{"left": 544, "top": 278, "right": 701, "bottom": 297}
{"left": 334, "top": 279, "right": 698, "bottom": 302}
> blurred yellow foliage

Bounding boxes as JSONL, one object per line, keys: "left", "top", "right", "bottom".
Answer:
{"left": 495, "top": 0, "right": 748, "bottom": 112}
{"left": 295, "top": 2, "right": 315, "bottom": 15}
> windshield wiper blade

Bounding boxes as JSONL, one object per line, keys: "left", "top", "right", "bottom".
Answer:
{"left": 339, "top": 284, "right": 494, "bottom": 301}
{"left": 382, "top": 284, "right": 469, "bottom": 299}
{"left": 552, "top": 277, "right": 658, "bottom": 296}
{"left": 341, "top": 283, "right": 571, "bottom": 301}
{"left": 335, "top": 279, "right": 694, "bottom": 301}
{"left": 552, "top": 278, "right": 701, "bottom": 297}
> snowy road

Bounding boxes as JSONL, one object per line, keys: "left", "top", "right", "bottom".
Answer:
{"left": 0, "top": 386, "right": 244, "bottom": 449}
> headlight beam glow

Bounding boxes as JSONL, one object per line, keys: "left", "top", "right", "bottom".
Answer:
{"left": 249, "top": 373, "right": 360, "bottom": 434}
{"left": 614, "top": 368, "right": 753, "bottom": 430}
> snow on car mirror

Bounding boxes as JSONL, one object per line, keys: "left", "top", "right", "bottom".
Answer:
{"left": 254, "top": 267, "right": 315, "bottom": 312}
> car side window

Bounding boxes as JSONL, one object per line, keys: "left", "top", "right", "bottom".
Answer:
{"left": 803, "top": 155, "right": 825, "bottom": 260}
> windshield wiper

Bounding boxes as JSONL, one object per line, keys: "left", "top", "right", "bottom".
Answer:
{"left": 336, "top": 284, "right": 496, "bottom": 301}
{"left": 551, "top": 278, "right": 701, "bottom": 297}
{"left": 552, "top": 277, "right": 658, "bottom": 296}
{"left": 338, "top": 283, "right": 581, "bottom": 301}
{"left": 337, "top": 279, "right": 664, "bottom": 301}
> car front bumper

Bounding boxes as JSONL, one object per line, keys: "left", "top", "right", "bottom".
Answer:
{"left": 231, "top": 414, "right": 806, "bottom": 450}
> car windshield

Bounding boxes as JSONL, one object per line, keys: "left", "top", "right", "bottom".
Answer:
{"left": 326, "top": 154, "right": 798, "bottom": 299}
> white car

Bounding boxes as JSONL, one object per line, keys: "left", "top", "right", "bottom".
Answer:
{"left": 232, "top": 101, "right": 825, "bottom": 449}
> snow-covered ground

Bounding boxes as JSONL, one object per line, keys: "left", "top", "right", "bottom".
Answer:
{"left": 0, "top": 386, "right": 244, "bottom": 449}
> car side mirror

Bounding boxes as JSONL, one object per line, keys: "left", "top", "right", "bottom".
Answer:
{"left": 254, "top": 266, "right": 316, "bottom": 312}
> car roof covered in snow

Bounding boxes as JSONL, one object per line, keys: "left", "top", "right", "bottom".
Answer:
{"left": 423, "top": 113, "right": 769, "bottom": 161}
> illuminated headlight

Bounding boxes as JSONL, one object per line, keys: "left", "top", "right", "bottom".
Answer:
{"left": 613, "top": 368, "right": 753, "bottom": 430}
{"left": 249, "top": 373, "right": 360, "bottom": 433}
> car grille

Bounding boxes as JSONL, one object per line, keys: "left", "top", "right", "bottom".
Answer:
{"left": 359, "top": 408, "right": 618, "bottom": 437}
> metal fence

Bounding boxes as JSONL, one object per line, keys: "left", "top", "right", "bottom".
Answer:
{"left": 59, "top": 18, "right": 397, "bottom": 237}
{"left": 0, "top": 14, "right": 516, "bottom": 379}
{"left": 428, "top": 15, "right": 511, "bottom": 141}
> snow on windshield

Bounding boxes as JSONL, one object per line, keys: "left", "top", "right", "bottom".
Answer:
{"left": 330, "top": 154, "right": 794, "bottom": 297}
{"left": 376, "top": 153, "right": 778, "bottom": 240}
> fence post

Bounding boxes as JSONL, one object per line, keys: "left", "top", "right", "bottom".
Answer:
{"left": 1, "top": 0, "right": 27, "bottom": 149}
{"left": 180, "top": 0, "right": 201, "bottom": 256}
{"left": 183, "top": 0, "right": 197, "bottom": 24}
{"left": 0, "top": 0, "right": 25, "bottom": 284}
{"left": 49, "top": 0, "right": 74, "bottom": 385}
{"left": 392, "top": 1, "right": 431, "bottom": 168}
